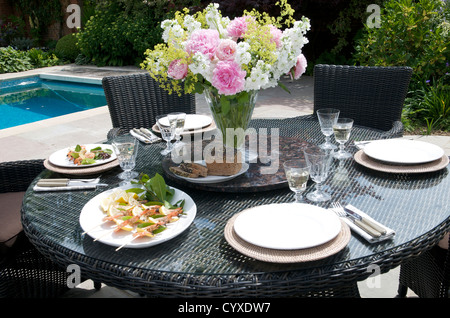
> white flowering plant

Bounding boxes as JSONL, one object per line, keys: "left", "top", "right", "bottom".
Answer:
{"left": 141, "top": 0, "right": 310, "bottom": 96}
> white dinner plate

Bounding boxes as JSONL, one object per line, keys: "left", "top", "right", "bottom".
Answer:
{"left": 79, "top": 185, "right": 196, "bottom": 249}
{"left": 233, "top": 203, "right": 342, "bottom": 250}
{"left": 173, "top": 161, "right": 249, "bottom": 184}
{"left": 49, "top": 144, "right": 116, "bottom": 168}
{"left": 363, "top": 139, "right": 444, "bottom": 164}
{"left": 158, "top": 114, "right": 212, "bottom": 131}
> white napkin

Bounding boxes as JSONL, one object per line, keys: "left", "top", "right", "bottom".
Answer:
{"left": 130, "top": 129, "right": 161, "bottom": 144}
{"left": 336, "top": 204, "right": 395, "bottom": 243}
{"left": 33, "top": 184, "right": 98, "bottom": 192}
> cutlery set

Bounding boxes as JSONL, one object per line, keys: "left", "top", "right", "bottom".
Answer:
{"left": 131, "top": 128, "right": 161, "bottom": 143}
{"left": 331, "top": 202, "right": 392, "bottom": 240}
{"left": 35, "top": 177, "right": 108, "bottom": 191}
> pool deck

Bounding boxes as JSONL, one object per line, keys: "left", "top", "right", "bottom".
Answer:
{"left": 1, "top": 64, "right": 449, "bottom": 298}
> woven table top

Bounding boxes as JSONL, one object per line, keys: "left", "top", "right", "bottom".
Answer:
{"left": 21, "top": 116, "right": 450, "bottom": 297}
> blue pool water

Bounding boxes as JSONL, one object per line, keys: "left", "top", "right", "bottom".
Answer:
{"left": 0, "top": 76, "right": 107, "bottom": 130}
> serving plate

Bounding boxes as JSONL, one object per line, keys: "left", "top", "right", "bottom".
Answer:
{"left": 363, "top": 139, "right": 444, "bottom": 165}
{"left": 79, "top": 185, "right": 196, "bottom": 249}
{"left": 48, "top": 144, "right": 116, "bottom": 168}
{"left": 173, "top": 161, "right": 249, "bottom": 184}
{"left": 233, "top": 203, "right": 342, "bottom": 250}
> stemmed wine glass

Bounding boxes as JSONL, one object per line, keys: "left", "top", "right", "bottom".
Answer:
{"left": 317, "top": 108, "right": 340, "bottom": 150}
{"left": 156, "top": 114, "right": 176, "bottom": 155}
{"left": 303, "top": 147, "right": 333, "bottom": 202}
{"left": 332, "top": 118, "right": 354, "bottom": 159}
{"left": 283, "top": 159, "right": 310, "bottom": 203}
{"left": 168, "top": 112, "right": 186, "bottom": 148}
{"left": 112, "top": 134, "right": 139, "bottom": 186}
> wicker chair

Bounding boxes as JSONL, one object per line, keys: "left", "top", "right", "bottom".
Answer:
{"left": 0, "top": 160, "right": 100, "bottom": 297}
{"left": 0, "top": 160, "right": 68, "bottom": 297}
{"left": 102, "top": 72, "right": 196, "bottom": 140}
{"left": 313, "top": 64, "right": 413, "bottom": 138}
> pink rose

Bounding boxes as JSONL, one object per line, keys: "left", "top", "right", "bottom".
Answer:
{"left": 292, "top": 54, "right": 307, "bottom": 79}
{"left": 216, "top": 39, "right": 237, "bottom": 61}
{"left": 269, "top": 25, "right": 282, "bottom": 49}
{"left": 212, "top": 61, "right": 246, "bottom": 95}
{"left": 186, "top": 29, "right": 220, "bottom": 60}
{"left": 167, "top": 59, "right": 188, "bottom": 80}
{"left": 226, "top": 16, "right": 250, "bottom": 39}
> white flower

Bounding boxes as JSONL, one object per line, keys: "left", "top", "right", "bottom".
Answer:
{"left": 184, "top": 15, "right": 201, "bottom": 35}
{"left": 245, "top": 60, "right": 271, "bottom": 91}
{"left": 161, "top": 19, "right": 185, "bottom": 45}
{"left": 235, "top": 42, "right": 251, "bottom": 66}
{"left": 189, "top": 52, "right": 214, "bottom": 83}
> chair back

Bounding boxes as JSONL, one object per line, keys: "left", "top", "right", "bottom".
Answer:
{"left": 313, "top": 64, "right": 412, "bottom": 132}
{"left": 102, "top": 73, "right": 196, "bottom": 130}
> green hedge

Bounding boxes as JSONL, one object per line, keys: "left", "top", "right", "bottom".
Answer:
{"left": 354, "top": 0, "right": 450, "bottom": 132}
{"left": 0, "top": 46, "right": 60, "bottom": 74}
{"left": 76, "top": 1, "right": 165, "bottom": 67}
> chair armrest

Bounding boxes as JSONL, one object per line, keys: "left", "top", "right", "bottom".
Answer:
{"left": 107, "top": 128, "right": 129, "bottom": 140}
{"left": 380, "top": 120, "right": 404, "bottom": 139}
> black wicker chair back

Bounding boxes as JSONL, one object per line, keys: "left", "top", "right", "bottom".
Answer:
{"left": 102, "top": 73, "right": 195, "bottom": 138}
{"left": 313, "top": 64, "right": 412, "bottom": 135}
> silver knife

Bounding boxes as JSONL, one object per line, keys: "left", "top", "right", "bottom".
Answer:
{"left": 37, "top": 179, "right": 108, "bottom": 187}
{"left": 139, "top": 128, "right": 161, "bottom": 141}
{"left": 344, "top": 206, "right": 387, "bottom": 235}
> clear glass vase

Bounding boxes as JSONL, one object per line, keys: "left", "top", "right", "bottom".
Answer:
{"left": 203, "top": 87, "right": 258, "bottom": 149}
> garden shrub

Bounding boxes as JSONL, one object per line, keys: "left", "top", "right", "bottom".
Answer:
{"left": 55, "top": 33, "right": 80, "bottom": 62}
{"left": 354, "top": 0, "right": 450, "bottom": 132}
{"left": 76, "top": 1, "right": 165, "bottom": 66}
{"left": 0, "top": 46, "right": 32, "bottom": 73}
{"left": 0, "top": 47, "right": 60, "bottom": 74}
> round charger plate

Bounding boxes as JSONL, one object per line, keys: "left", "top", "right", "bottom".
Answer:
{"left": 363, "top": 139, "right": 444, "bottom": 164}
{"left": 354, "top": 150, "right": 449, "bottom": 174}
{"left": 48, "top": 144, "right": 117, "bottom": 168}
{"left": 44, "top": 158, "right": 119, "bottom": 176}
{"left": 233, "top": 203, "right": 342, "bottom": 250}
{"left": 224, "top": 213, "right": 350, "bottom": 263}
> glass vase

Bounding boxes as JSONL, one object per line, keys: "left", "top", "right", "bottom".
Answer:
{"left": 203, "top": 87, "right": 258, "bottom": 149}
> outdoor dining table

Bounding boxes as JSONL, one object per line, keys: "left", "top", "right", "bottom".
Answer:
{"left": 21, "top": 115, "right": 450, "bottom": 298}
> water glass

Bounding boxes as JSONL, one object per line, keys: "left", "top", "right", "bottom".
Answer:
{"left": 332, "top": 118, "right": 354, "bottom": 159}
{"left": 283, "top": 159, "right": 310, "bottom": 203}
{"left": 168, "top": 112, "right": 186, "bottom": 148}
{"left": 317, "top": 108, "right": 340, "bottom": 150}
{"left": 303, "top": 147, "right": 333, "bottom": 202}
{"left": 112, "top": 135, "right": 139, "bottom": 185}
{"left": 156, "top": 114, "right": 176, "bottom": 155}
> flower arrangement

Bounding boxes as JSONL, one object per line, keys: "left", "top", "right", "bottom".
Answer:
{"left": 141, "top": 0, "right": 310, "bottom": 96}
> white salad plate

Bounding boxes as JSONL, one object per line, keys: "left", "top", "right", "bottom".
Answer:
{"left": 48, "top": 144, "right": 116, "bottom": 168}
{"left": 158, "top": 114, "right": 212, "bottom": 131}
{"left": 233, "top": 203, "right": 342, "bottom": 250}
{"left": 79, "top": 185, "right": 196, "bottom": 249}
{"left": 173, "top": 161, "right": 249, "bottom": 184}
{"left": 363, "top": 139, "right": 444, "bottom": 165}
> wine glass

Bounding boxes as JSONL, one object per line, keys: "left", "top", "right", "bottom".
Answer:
{"left": 168, "top": 112, "right": 186, "bottom": 148}
{"left": 317, "top": 108, "right": 340, "bottom": 150}
{"left": 283, "top": 159, "right": 310, "bottom": 203}
{"left": 156, "top": 114, "right": 176, "bottom": 155}
{"left": 332, "top": 118, "right": 354, "bottom": 159}
{"left": 112, "top": 135, "right": 139, "bottom": 186}
{"left": 303, "top": 147, "right": 333, "bottom": 202}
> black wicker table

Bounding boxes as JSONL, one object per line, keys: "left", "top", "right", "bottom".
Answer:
{"left": 21, "top": 116, "right": 450, "bottom": 297}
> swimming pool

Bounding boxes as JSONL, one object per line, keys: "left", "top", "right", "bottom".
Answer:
{"left": 0, "top": 76, "right": 107, "bottom": 130}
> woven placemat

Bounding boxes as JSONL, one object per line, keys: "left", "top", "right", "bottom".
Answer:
{"left": 44, "top": 158, "right": 119, "bottom": 176}
{"left": 354, "top": 151, "right": 449, "bottom": 174}
{"left": 224, "top": 213, "right": 350, "bottom": 263}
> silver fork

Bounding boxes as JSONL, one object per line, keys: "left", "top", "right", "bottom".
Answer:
{"left": 331, "top": 202, "right": 382, "bottom": 238}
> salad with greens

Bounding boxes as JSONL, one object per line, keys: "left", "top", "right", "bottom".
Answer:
{"left": 67, "top": 144, "right": 113, "bottom": 165}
